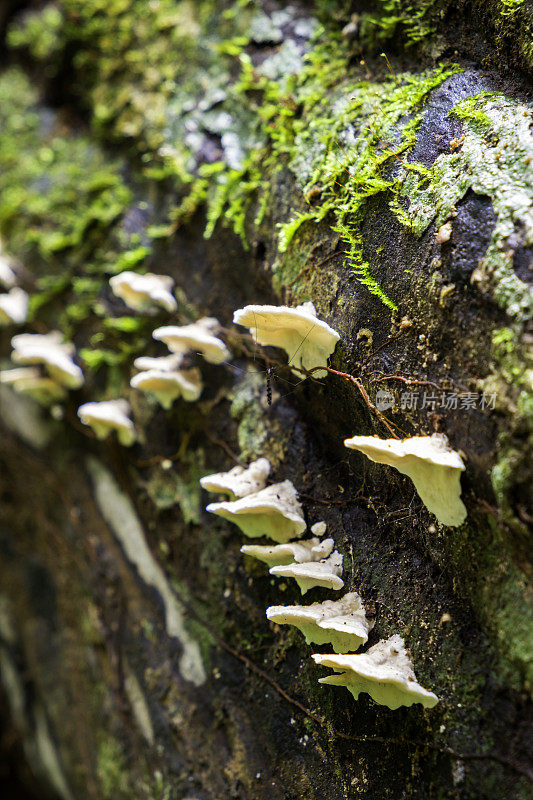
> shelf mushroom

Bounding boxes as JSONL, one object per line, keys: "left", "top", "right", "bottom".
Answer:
{"left": 109, "top": 271, "right": 177, "bottom": 313}
{"left": 266, "top": 591, "right": 374, "bottom": 653}
{"left": 233, "top": 301, "right": 340, "bottom": 377}
{"left": 0, "top": 367, "right": 67, "bottom": 405}
{"left": 344, "top": 433, "right": 467, "bottom": 527}
{"left": 77, "top": 399, "right": 136, "bottom": 446}
{"left": 0, "top": 254, "right": 17, "bottom": 288}
{"left": 153, "top": 317, "right": 230, "bottom": 365}
{"left": 0, "top": 288, "right": 29, "bottom": 326}
{"left": 270, "top": 551, "right": 344, "bottom": 595}
{"left": 11, "top": 331, "right": 84, "bottom": 389}
{"left": 241, "top": 537, "right": 334, "bottom": 568}
{"left": 130, "top": 353, "right": 202, "bottom": 408}
{"left": 200, "top": 458, "right": 271, "bottom": 499}
{"left": 206, "top": 480, "right": 306, "bottom": 543}
{"left": 312, "top": 634, "right": 439, "bottom": 709}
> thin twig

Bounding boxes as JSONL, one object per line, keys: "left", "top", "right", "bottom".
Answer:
{"left": 370, "top": 373, "right": 443, "bottom": 391}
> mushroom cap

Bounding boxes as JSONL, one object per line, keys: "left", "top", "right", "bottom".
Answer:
{"left": 0, "top": 367, "right": 67, "bottom": 405}
{"left": 0, "top": 288, "right": 29, "bottom": 325}
{"left": 233, "top": 301, "right": 340, "bottom": 378}
{"left": 0, "top": 255, "right": 17, "bottom": 288}
{"left": 270, "top": 551, "right": 344, "bottom": 595}
{"left": 266, "top": 591, "right": 373, "bottom": 652}
{"left": 312, "top": 634, "right": 439, "bottom": 709}
{"left": 133, "top": 353, "right": 184, "bottom": 372}
{"left": 200, "top": 457, "right": 271, "bottom": 499}
{"left": 11, "top": 331, "right": 84, "bottom": 389}
{"left": 206, "top": 479, "right": 306, "bottom": 543}
{"left": 130, "top": 367, "right": 202, "bottom": 408}
{"left": 241, "top": 537, "right": 334, "bottom": 568}
{"left": 344, "top": 433, "right": 466, "bottom": 527}
{"left": 77, "top": 399, "right": 136, "bottom": 446}
{"left": 109, "top": 271, "right": 177, "bottom": 312}
{"left": 152, "top": 317, "right": 230, "bottom": 364}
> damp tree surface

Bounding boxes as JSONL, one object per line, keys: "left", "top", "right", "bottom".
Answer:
{"left": 0, "top": 1, "right": 532, "bottom": 799}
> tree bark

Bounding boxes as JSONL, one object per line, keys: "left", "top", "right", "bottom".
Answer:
{"left": 0, "top": 2, "right": 532, "bottom": 799}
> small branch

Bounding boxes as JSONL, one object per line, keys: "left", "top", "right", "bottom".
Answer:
{"left": 370, "top": 372, "right": 443, "bottom": 390}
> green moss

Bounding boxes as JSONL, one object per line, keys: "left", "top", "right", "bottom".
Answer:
{"left": 96, "top": 735, "right": 129, "bottom": 798}
{"left": 188, "top": 35, "right": 459, "bottom": 308}
{"left": 7, "top": 5, "right": 64, "bottom": 62}
{"left": 358, "top": 0, "right": 440, "bottom": 48}
{"left": 145, "top": 452, "right": 205, "bottom": 524}
{"left": 396, "top": 92, "right": 533, "bottom": 322}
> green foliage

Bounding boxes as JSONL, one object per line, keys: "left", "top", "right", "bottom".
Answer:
{"left": 271, "top": 56, "right": 460, "bottom": 308}
{"left": 358, "top": 0, "right": 441, "bottom": 47}
{"left": 7, "top": 5, "right": 64, "bottom": 61}
{"left": 0, "top": 67, "right": 154, "bottom": 362}
{"left": 4, "top": 3, "right": 461, "bottom": 309}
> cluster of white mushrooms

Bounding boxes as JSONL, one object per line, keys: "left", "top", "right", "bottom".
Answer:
{"left": 0, "top": 261, "right": 467, "bottom": 707}
{"left": 0, "top": 243, "right": 86, "bottom": 406}
{"left": 0, "top": 330, "right": 84, "bottom": 406}
{"left": 200, "top": 458, "right": 439, "bottom": 709}
{"left": 76, "top": 272, "right": 232, "bottom": 440}
{"left": 197, "top": 302, "right": 455, "bottom": 710}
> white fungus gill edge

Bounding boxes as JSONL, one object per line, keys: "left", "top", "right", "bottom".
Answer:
{"left": 130, "top": 366, "right": 203, "bottom": 408}
{"left": 86, "top": 458, "right": 205, "bottom": 685}
{"left": 269, "top": 551, "right": 344, "bottom": 595}
{"left": 200, "top": 457, "right": 271, "bottom": 499}
{"left": 312, "top": 634, "right": 439, "bottom": 709}
{"left": 11, "top": 331, "right": 84, "bottom": 389}
{"left": 241, "top": 537, "right": 334, "bottom": 568}
{"left": 206, "top": 479, "right": 306, "bottom": 543}
{"left": 152, "top": 317, "right": 230, "bottom": 364}
{"left": 0, "top": 254, "right": 17, "bottom": 288}
{"left": 0, "top": 287, "right": 29, "bottom": 325}
{"left": 344, "top": 433, "right": 467, "bottom": 527}
{"left": 109, "top": 271, "right": 177, "bottom": 312}
{"left": 233, "top": 301, "right": 340, "bottom": 377}
{"left": 266, "top": 591, "right": 374, "bottom": 653}
{"left": 77, "top": 399, "right": 136, "bottom": 445}
{"left": 0, "top": 367, "right": 67, "bottom": 407}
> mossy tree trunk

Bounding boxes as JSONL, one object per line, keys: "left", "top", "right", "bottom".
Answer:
{"left": 0, "top": 2, "right": 532, "bottom": 799}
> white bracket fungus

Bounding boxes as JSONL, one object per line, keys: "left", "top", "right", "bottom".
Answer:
{"left": 130, "top": 353, "right": 202, "bottom": 408}
{"left": 206, "top": 479, "right": 306, "bottom": 543}
{"left": 266, "top": 591, "right": 374, "bottom": 652}
{"left": 77, "top": 399, "right": 136, "bottom": 446}
{"left": 109, "top": 271, "right": 177, "bottom": 312}
{"left": 200, "top": 457, "right": 271, "bottom": 499}
{"left": 153, "top": 317, "right": 230, "bottom": 364}
{"left": 312, "top": 634, "right": 439, "bottom": 709}
{"left": 0, "top": 288, "right": 29, "bottom": 326}
{"left": 233, "top": 301, "right": 340, "bottom": 377}
{"left": 0, "top": 254, "right": 17, "bottom": 288}
{"left": 270, "top": 551, "right": 344, "bottom": 595}
{"left": 344, "top": 433, "right": 467, "bottom": 526}
{"left": 11, "top": 331, "right": 84, "bottom": 389}
{"left": 241, "top": 536, "right": 334, "bottom": 568}
{"left": 0, "top": 367, "right": 67, "bottom": 405}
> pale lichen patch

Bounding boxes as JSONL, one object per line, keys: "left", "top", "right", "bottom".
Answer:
{"left": 86, "top": 458, "right": 205, "bottom": 686}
